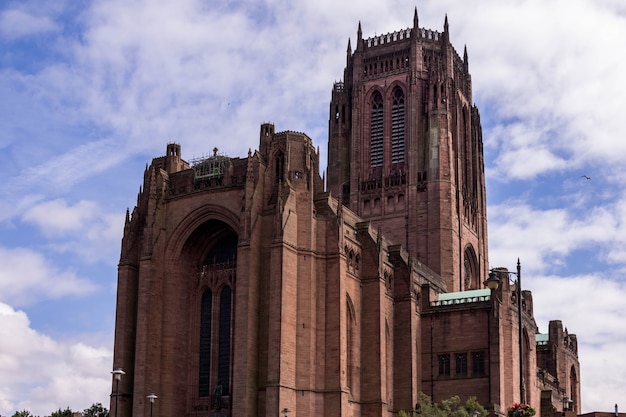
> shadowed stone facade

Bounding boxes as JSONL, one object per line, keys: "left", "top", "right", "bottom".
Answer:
{"left": 111, "top": 10, "right": 581, "bottom": 417}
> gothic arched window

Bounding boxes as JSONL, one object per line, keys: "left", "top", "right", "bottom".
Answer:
{"left": 370, "top": 92, "right": 384, "bottom": 167}
{"left": 391, "top": 88, "right": 405, "bottom": 165}
{"left": 196, "top": 229, "right": 237, "bottom": 401}
{"left": 463, "top": 246, "right": 479, "bottom": 290}
{"left": 275, "top": 150, "right": 285, "bottom": 183}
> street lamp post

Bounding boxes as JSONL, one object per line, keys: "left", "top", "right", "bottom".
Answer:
{"left": 485, "top": 259, "right": 525, "bottom": 404}
{"left": 111, "top": 368, "right": 126, "bottom": 417}
{"left": 147, "top": 393, "right": 158, "bottom": 417}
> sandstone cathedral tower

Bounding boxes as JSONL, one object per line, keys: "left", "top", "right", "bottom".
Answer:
{"left": 111, "top": 10, "right": 581, "bottom": 417}
{"left": 326, "top": 11, "right": 487, "bottom": 293}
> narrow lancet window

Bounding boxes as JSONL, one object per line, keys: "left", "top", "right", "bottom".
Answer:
{"left": 370, "top": 92, "right": 384, "bottom": 167}
{"left": 218, "top": 286, "right": 232, "bottom": 396}
{"left": 391, "top": 88, "right": 405, "bottom": 165}
{"left": 199, "top": 290, "right": 213, "bottom": 397}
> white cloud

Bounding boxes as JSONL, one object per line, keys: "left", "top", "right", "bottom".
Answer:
{"left": 0, "top": 9, "right": 58, "bottom": 40}
{"left": 488, "top": 194, "right": 626, "bottom": 275}
{"left": 0, "top": 247, "right": 99, "bottom": 306}
{"left": 457, "top": 0, "right": 626, "bottom": 181}
{"left": 530, "top": 274, "right": 626, "bottom": 412}
{"left": 23, "top": 199, "right": 98, "bottom": 237}
{"left": 0, "top": 303, "right": 111, "bottom": 416}
{"left": 19, "top": 198, "right": 125, "bottom": 264}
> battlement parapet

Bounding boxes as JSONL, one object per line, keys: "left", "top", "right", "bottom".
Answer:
{"left": 418, "top": 28, "right": 441, "bottom": 42}
{"left": 363, "top": 27, "right": 442, "bottom": 49}
{"left": 275, "top": 129, "right": 309, "bottom": 137}
{"left": 365, "top": 28, "right": 412, "bottom": 48}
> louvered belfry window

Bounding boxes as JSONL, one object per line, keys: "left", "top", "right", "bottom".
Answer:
{"left": 370, "top": 92, "right": 384, "bottom": 167}
{"left": 391, "top": 88, "right": 405, "bottom": 165}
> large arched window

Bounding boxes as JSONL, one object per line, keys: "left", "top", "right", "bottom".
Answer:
{"left": 197, "top": 231, "right": 237, "bottom": 400}
{"left": 198, "top": 286, "right": 233, "bottom": 398}
{"left": 391, "top": 88, "right": 405, "bottom": 165}
{"left": 370, "top": 92, "right": 384, "bottom": 167}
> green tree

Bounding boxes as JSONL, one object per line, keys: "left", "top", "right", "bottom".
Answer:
{"left": 83, "top": 403, "right": 109, "bottom": 417}
{"left": 399, "top": 392, "right": 488, "bottom": 417}
{"left": 50, "top": 407, "right": 72, "bottom": 417}
{"left": 11, "top": 410, "right": 34, "bottom": 417}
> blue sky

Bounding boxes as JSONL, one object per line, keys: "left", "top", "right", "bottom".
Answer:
{"left": 1, "top": 0, "right": 626, "bottom": 414}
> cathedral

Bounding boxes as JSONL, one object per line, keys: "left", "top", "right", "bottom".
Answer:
{"left": 110, "top": 10, "right": 581, "bottom": 417}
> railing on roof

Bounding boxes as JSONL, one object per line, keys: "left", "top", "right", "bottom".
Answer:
{"left": 430, "top": 292, "right": 490, "bottom": 307}
{"left": 190, "top": 148, "right": 230, "bottom": 179}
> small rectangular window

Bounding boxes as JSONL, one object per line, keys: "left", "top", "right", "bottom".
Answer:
{"left": 472, "top": 351, "right": 485, "bottom": 375}
{"left": 438, "top": 354, "right": 450, "bottom": 376}
{"left": 455, "top": 352, "right": 468, "bottom": 375}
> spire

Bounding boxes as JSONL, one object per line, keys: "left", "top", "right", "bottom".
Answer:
{"left": 347, "top": 37, "right": 352, "bottom": 55}
{"left": 413, "top": 7, "right": 419, "bottom": 29}
{"left": 443, "top": 14, "right": 450, "bottom": 43}
{"left": 463, "top": 44, "right": 468, "bottom": 65}
{"left": 357, "top": 21, "right": 363, "bottom": 50}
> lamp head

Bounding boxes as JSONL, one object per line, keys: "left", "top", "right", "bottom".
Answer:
{"left": 111, "top": 368, "right": 126, "bottom": 381}
{"left": 484, "top": 271, "right": 501, "bottom": 290}
{"left": 147, "top": 393, "right": 158, "bottom": 403}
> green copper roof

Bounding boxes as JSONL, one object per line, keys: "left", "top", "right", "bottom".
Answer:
{"left": 432, "top": 288, "right": 491, "bottom": 306}
{"left": 536, "top": 333, "right": 549, "bottom": 345}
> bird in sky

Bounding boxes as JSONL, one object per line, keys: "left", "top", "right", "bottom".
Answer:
{"left": 582, "top": 175, "right": 591, "bottom": 180}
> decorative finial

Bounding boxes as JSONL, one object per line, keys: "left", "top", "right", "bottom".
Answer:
{"left": 413, "top": 7, "right": 419, "bottom": 29}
